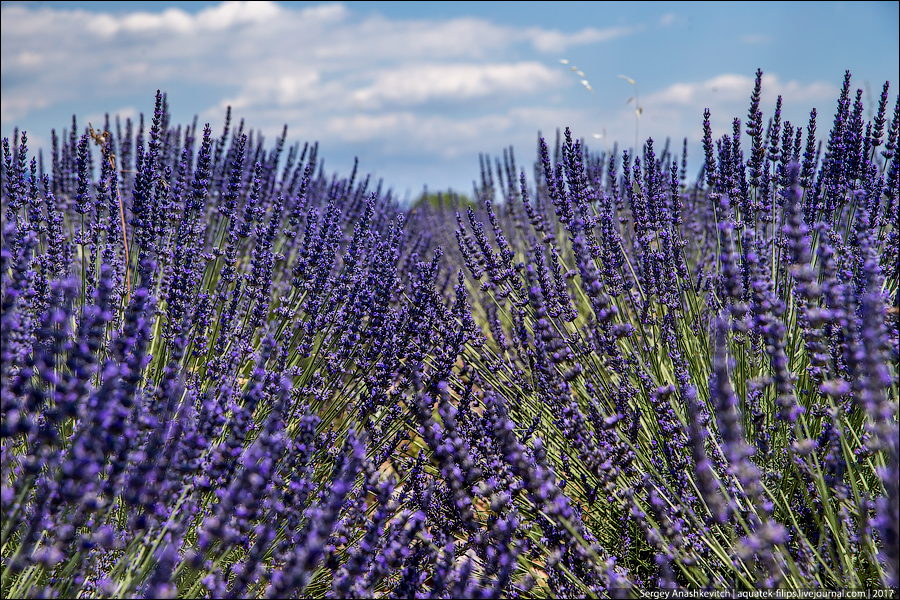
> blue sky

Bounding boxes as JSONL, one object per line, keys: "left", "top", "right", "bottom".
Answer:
{"left": 2, "top": 1, "right": 898, "bottom": 199}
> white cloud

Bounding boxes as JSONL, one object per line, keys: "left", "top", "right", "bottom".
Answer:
{"left": 352, "top": 62, "right": 563, "bottom": 108}
{"left": 645, "top": 73, "right": 838, "bottom": 110}
{"left": 115, "top": 8, "right": 194, "bottom": 34}
{"left": 0, "top": 1, "right": 854, "bottom": 194}
{"left": 83, "top": 1, "right": 283, "bottom": 36}
{"left": 221, "top": 70, "right": 326, "bottom": 110}
{"left": 527, "top": 25, "right": 643, "bottom": 53}
{"left": 605, "top": 73, "right": 841, "bottom": 157}
{"left": 1, "top": 95, "right": 50, "bottom": 123}
{"left": 660, "top": 13, "right": 677, "bottom": 27}
{"left": 1, "top": 1, "right": 617, "bottom": 142}
{"left": 10, "top": 51, "right": 43, "bottom": 67}
{"left": 83, "top": 106, "right": 139, "bottom": 131}
{"left": 649, "top": 74, "right": 758, "bottom": 105}
{"left": 324, "top": 105, "right": 591, "bottom": 159}
{"left": 197, "top": 0, "right": 286, "bottom": 29}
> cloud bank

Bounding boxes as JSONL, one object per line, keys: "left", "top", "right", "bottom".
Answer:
{"left": 1, "top": 1, "right": 841, "bottom": 194}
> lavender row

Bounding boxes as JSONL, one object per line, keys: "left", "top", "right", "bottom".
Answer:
{"left": 0, "top": 92, "right": 541, "bottom": 598}
{"left": 1, "top": 67, "right": 898, "bottom": 598}
{"left": 432, "top": 69, "right": 898, "bottom": 592}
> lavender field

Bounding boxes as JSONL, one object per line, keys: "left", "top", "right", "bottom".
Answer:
{"left": 1, "top": 69, "right": 898, "bottom": 598}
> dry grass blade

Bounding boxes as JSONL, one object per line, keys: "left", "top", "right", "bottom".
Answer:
{"left": 89, "top": 122, "right": 132, "bottom": 302}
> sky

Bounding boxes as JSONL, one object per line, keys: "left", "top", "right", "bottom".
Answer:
{"left": 2, "top": 1, "right": 898, "bottom": 199}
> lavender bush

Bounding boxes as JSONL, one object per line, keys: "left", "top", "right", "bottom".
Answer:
{"left": 1, "top": 69, "right": 897, "bottom": 598}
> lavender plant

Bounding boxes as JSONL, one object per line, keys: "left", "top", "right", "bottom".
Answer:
{"left": 1, "top": 69, "right": 897, "bottom": 599}
{"left": 435, "top": 68, "right": 898, "bottom": 593}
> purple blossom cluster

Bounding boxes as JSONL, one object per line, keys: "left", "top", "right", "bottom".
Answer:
{"left": 0, "top": 95, "right": 531, "bottom": 598}
{"left": 1, "top": 69, "right": 898, "bottom": 598}
{"left": 431, "top": 68, "right": 897, "bottom": 591}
